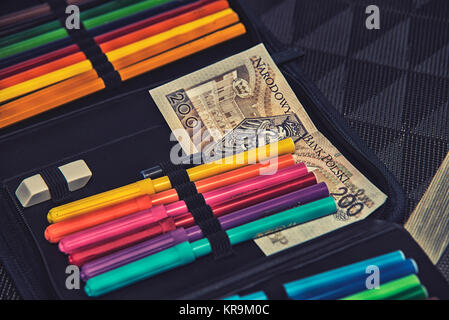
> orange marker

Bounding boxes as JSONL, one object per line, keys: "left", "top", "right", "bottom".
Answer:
{"left": 45, "top": 154, "right": 295, "bottom": 242}
{"left": 0, "top": 0, "right": 229, "bottom": 88}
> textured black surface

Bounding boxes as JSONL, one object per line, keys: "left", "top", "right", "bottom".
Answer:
{"left": 1, "top": 0, "right": 448, "bottom": 299}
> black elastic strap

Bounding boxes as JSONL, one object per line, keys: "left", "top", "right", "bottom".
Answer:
{"left": 174, "top": 181, "right": 198, "bottom": 200}
{"left": 263, "top": 280, "right": 291, "bottom": 300}
{"left": 167, "top": 169, "right": 191, "bottom": 188}
{"left": 184, "top": 194, "right": 233, "bottom": 259}
{"left": 46, "top": 0, "right": 122, "bottom": 89}
{"left": 183, "top": 193, "right": 207, "bottom": 210}
{"left": 189, "top": 205, "right": 216, "bottom": 229}
{"left": 206, "top": 230, "right": 233, "bottom": 260}
{"left": 40, "top": 168, "right": 70, "bottom": 203}
{"left": 196, "top": 215, "right": 223, "bottom": 236}
{"left": 159, "top": 160, "right": 181, "bottom": 175}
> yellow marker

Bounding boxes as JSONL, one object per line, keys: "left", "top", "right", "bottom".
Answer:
{"left": 0, "top": 9, "right": 237, "bottom": 103}
{"left": 47, "top": 138, "right": 296, "bottom": 223}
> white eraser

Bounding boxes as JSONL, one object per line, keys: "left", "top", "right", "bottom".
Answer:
{"left": 15, "top": 160, "right": 92, "bottom": 208}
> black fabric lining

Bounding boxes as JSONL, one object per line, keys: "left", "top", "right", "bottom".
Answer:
{"left": 183, "top": 194, "right": 233, "bottom": 259}
{"left": 46, "top": 0, "right": 122, "bottom": 89}
{"left": 40, "top": 167, "right": 70, "bottom": 203}
{"left": 262, "top": 280, "right": 291, "bottom": 300}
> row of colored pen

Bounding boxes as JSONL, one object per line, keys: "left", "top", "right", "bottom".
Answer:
{"left": 0, "top": 0, "right": 247, "bottom": 128}
{"left": 44, "top": 139, "right": 338, "bottom": 296}
{"left": 224, "top": 251, "right": 429, "bottom": 300}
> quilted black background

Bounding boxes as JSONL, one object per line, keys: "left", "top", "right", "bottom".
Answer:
{"left": 248, "top": 0, "right": 449, "bottom": 284}
{"left": 1, "top": 0, "right": 448, "bottom": 299}
{"left": 251, "top": 0, "right": 449, "bottom": 220}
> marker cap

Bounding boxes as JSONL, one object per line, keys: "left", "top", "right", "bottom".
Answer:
{"left": 47, "top": 138, "right": 295, "bottom": 223}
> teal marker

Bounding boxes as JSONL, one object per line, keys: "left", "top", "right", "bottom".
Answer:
{"left": 285, "top": 251, "right": 408, "bottom": 299}
{"left": 224, "top": 251, "right": 409, "bottom": 300}
{"left": 85, "top": 197, "right": 337, "bottom": 297}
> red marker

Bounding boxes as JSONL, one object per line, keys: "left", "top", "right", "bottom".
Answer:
{"left": 59, "top": 164, "right": 309, "bottom": 254}
{"left": 45, "top": 154, "right": 295, "bottom": 242}
{"left": 68, "top": 172, "right": 317, "bottom": 266}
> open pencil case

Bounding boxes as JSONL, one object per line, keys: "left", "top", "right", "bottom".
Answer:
{"left": 0, "top": 0, "right": 447, "bottom": 299}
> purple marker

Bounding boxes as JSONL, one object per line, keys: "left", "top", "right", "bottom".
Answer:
{"left": 81, "top": 182, "right": 329, "bottom": 281}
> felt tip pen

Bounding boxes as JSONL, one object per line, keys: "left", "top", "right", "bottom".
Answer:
{"left": 47, "top": 138, "right": 295, "bottom": 223}
{"left": 395, "top": 285, "right": 429, "bottom": 300}
{"left": 58, "top": 164, "right": 308, "bottom": 253}
{"left": 227, "top": 258, "right": 418, "bottom": 300}
{"left": 45, "top": 154, "right": 295, "bottom": 242}
{"left": 69, "top": 172, "right": 318, "bottom": 266}
{"left": 80, "top": 182, "right": 329, "bottom": 279}
{"left": 341, "top": 274, "right": 427, "bottom": 300}
{"left": 84, "top": 196, "right": 337, "bottom": 297}
{"left": 223, "top": 292, "right": 268, "bottom": 300}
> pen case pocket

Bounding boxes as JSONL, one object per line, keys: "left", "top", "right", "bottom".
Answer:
{"left": 179, "top": 219, "right": 449, "bottom": 300}
{"left": 0, "top": 0, "right": 415, "bottom": 299}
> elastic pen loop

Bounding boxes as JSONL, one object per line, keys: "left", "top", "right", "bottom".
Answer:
{"left": 46, "top": 0, "right": 122, "bottom": 89}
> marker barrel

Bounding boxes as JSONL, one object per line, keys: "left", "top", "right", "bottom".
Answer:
{"left": 227, "top": 258, "right": 417, "bottom": 300}
{"left": 47, "top": 138, "right": 295, "bottom": 223}
{"left": 59, "top": 164, "right": 307, "bottom": 254}
{"left": 70, "top": 173, "right": 318, "bottom": 266}
{"left": 80, "top": 182, "right": 328, "bottom": 279}
{"left": 300, "top": 259, "right": 418, "bottom": 300}
{"left": 45, "top": 154, "right": 295, "bottom": 242}
{"left": 284, "top": 250, "right": 407, "bottom": 299}
{"left": 84, "top": 197, "right": 337, "bottom": 297}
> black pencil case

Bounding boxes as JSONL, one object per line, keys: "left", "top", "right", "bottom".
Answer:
{"left": 0, "top": 0, "right": 447, "bottom": 299}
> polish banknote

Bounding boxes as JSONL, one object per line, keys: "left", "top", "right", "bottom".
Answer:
{"left": 150, "top": 44, "right": 387, "bottom": 255}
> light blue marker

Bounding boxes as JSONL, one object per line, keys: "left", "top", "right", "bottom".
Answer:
{"left": 304, "top": 258, "right": 418, "bottom": 300}
{"left": 224, "top": 251, "right": 407, "bottom": 300}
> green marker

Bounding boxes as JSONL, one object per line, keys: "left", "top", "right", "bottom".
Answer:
{"left": 342, "top": 274, "right": 428, "bottom": 300}
{"left": 85, "top": 197, "right": 337, "bottom": 297}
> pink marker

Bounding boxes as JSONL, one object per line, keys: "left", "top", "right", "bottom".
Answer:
{"left": 59, "top": 163, "right": 308, "bottom": 254}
